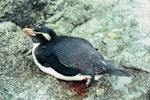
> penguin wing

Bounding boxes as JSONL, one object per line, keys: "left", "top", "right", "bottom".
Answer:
{"left": 47, "top": 37, "right": 101, "bottom": 75}
{"left": 34, "top": 46, "right": 80, "bottom": 76}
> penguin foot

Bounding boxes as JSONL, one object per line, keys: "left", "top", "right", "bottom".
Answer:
{"left": 85, "top": 76, "right": 94, "bottom": 87}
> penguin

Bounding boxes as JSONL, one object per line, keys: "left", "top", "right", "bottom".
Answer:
{"left": 22, "top": 27, "right": 131, "bottom": 87}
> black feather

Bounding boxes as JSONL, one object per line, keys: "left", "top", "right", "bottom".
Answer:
{"left": 34, "top": 46, "right": 79, "bottom": 76}
{"left": 32, "top": 27, "right": 131, "bottom": 77}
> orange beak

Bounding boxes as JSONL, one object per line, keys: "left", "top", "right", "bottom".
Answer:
{"left": 22, "top": 28, "right": 35, "bottom": 35}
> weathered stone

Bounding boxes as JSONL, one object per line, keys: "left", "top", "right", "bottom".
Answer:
{"left": 0, "top": 0, "right": 150, "bottom": 100}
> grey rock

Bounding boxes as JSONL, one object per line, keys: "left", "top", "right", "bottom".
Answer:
{"left": 0, "top": 0, "right": 150, "bottom": 100}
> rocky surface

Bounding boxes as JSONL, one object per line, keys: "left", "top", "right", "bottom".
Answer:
{"left": 0, "top": 0, "right": 150, "bottom": 100}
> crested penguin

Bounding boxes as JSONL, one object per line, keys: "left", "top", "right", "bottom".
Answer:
{"left": 22, "top": 27, "right": 131, "bottom": 87}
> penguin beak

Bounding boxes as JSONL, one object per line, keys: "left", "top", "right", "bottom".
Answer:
{"left": 22, "top": 28, "right": 36, "bottom": 36}
{"left": 22, "top": 28, "right": 43, "bottom": 36}
{"left": 22, "top": 28, "right": 51, "bottom": 41}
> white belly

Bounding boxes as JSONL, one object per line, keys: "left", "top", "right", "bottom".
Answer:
{"left": 32, "top": 43, "right": 101, "bottom": 81}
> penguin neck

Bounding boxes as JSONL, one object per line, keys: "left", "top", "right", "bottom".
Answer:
{"left": 38, "top": 41, "right": 49, "bottom": 46}
{"left": 33, "top": 43, "right": 40, "bottom": 51}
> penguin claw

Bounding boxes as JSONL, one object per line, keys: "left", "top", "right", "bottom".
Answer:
{"left": 86, "top": 78, "right": 91, "bottom": 87}
{"left": 85, "top": 76, "right": 94, "bottom": 87}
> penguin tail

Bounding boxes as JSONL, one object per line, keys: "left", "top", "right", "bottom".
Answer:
{"left": 96, "top": 65, "right": 131, "bottom": 77}
{"left": 109, "top": 68, "right": 131, "bottom": 77}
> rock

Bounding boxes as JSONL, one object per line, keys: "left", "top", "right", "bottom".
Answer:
{"left": 0, "top": 0, "right": 150, "bottom": 100}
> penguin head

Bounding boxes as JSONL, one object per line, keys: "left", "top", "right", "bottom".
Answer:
{"left": 22, "top": 27, "right": 56, "bottom": 44}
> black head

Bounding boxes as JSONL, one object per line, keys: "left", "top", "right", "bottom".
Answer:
{"left": 22, "top": 27, "right": 57, "bottom": 45}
